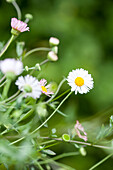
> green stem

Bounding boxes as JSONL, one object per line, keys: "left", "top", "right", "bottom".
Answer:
{"left": 39, "top": 152, "right": 79, "bottom": 165}
{"left": 40, "top": 137, "right": 113, "bottom": 150}
{"left": 2, "top": 79, "right": 11, "bottom": 99}
{"left": 89, "top": 153, "right": 113, "bottom": 170}
{"left": 45, "top": 78, "right": 66, "bottom": 104}
{"left": 12, "top": 1, "right": 21, "bottom": 20}
{"left": 40, "top": 59, "right": 49, "bottom": 66}
{"left": 0, "top": 80, "right": 7, "bottom": 88}
{"left": 0, "top": 35, "right": 15, "bottom": 57}
{"left": 0, "top": 75, "right": 6, "bottom": 83}
{"left": 30, "top": 91, "right": 72, "bottom": 135}
{"left": 9, "top": 91, "right": 73, "bottom": 145}
{"left": 24, "top": 47, "right": 51, "bottom": 59}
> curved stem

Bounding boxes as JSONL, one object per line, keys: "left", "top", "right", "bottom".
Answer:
{"left": 12, "top": 1, "right": 21, "bottom": 20}
{"left": 45, "top": 78, "right": 66, "bottom": 104}
{"left": 40, "top": 59, "right": 49, "bottom": 66}
{"left": 89, "top": 153, "right": 113, "bottom": 170}
{"left": 24, "top": 47, "right": 51, "bottom": 59}
{"left": 9, "top": 91, "right": 73, "bottom": 145}
{"left": 0, "top": 80, "right": 7, "bottom": 88}
{"left": 0, "top": 35, "right": 15, "bottom": 57}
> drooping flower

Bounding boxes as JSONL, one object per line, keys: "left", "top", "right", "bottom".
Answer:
{"left": 74, "top": 120, "right": 87, "bottom": 141}
{"left": 11, "top": 18, "right": 29, "bottom": 32}
{"left": 0, "top": 58, "right": 23, "bottom": 76}
{"left": 40, "top": 79, "right": 54, "bottom": 96}
{"left": 15, "top": 75, "right": 42, "bottom": 99}
{"left": 67, "top": 68, "right": 94, "bottom": 94}
{"left": 49, "top": 37, "right": 60, "bottom": 46}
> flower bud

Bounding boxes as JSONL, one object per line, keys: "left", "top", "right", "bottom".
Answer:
{"left": 52, "top": 46, "right": 58, "bottom": 54}
{"left": 49, "top": 37, "right": 60, "bottom": 46}
{"left": 36, "top": 102, "right": 48, "bottom": 117}
{"left": 25, "top": 13, "right": 33, "bottom": 20}
{"left": 79, "top": 147, "right": 87, "bottom": 156}
{"left": 25, "top": 66, "right": 29, "bottom": 71}
{"left": 48, "top": 82, "right": 58, "bottom": 93}
{"left": 35, "top": 63, "right": 41, "bottom": 71}
{"left": 47, "top": 51, "right": 58, "bottom": 61}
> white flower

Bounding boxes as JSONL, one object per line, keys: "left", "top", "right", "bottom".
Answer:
{"left": 67, "top": 68, "right": 94, "bottom": 94}
{"left": 49, "top": 37, "right": 60, "bottom": 46}
{"left": 40, "top": 79, "right": 54, "bottom": 96}
{"left": 0, "top": 58, "right": 23, "bottom": 75}
{"left": 15, "top": 75, "right": 42, "bottom": 99}
{"left": 11, "top": 18, "right": 29, "bottom": 32}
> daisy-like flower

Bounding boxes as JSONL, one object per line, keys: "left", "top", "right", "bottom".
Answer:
{"left": 40, "top": 79, "right": 54, "bottom": 96}
{"left": 74, "top": 120, "right": 87, "bottom": 141}
{"left": 67, "top": 68, "right": 94, "bottom": 94}
{"left": 0, "top": 58, "right": 23, "bottom": 76}
{"left": 15, "top": 75, "right": 42, "bottom": 99}
{"left": 11, "top": 18, "right": 29, "bottom": 32}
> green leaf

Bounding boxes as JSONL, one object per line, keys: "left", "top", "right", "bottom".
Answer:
{"left": 16, "top": 41, "right": 25, "bottom": 57}
{"left": 43, "top": 149, "right": 56, "bottom": 155}
{"left": 0, "top": 41, "right": 5, "bottom": 51}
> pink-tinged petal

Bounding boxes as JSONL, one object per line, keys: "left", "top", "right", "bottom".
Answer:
{"left": 74, "top": 120, "right": 88, "bottom": 141}
{"left": 11, "top": 18, "right": 29, "bottom": 32}
{"left": 40, "top": 79, "right": 54, "bottom": 96}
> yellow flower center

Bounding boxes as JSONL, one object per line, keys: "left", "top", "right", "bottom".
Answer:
{"left": 75, "top": 77, "right": 84, "bottom": 87}
{"left": 41, "top": 86, "right": 47, "bottom": 93}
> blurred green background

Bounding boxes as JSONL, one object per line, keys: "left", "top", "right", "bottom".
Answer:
{"left": 1, "top": 0, "right": 113, "bottom": 169}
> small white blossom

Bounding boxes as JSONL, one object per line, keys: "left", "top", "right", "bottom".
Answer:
{"left": 67, "top": 68, "right": 94, "bottom": 94}
{"left": 15, "top": 75, "right": 42, "bottom": 99}
{"left": 40, "top": 79, "right": 54, "bottom": 96}
{"left": 0, "top": 58, "right": 23, "bottom": 75}
{"left": 11, "top": 18, "right": 29, "bottom": 32}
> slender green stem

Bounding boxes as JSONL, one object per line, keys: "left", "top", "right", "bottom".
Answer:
{"left": 0, "top": 35, "right": 15, "bottom": 57}
{"left": 9, "top": 91, "right": 73, "bottom": 145}
{"left": 40, "top": 59, "right": 49, "bottom": 66}
{"left": 0, "top": 75, "right": 6, "bottom": 83}
{"left": 89, "top": 153, "right": 113, "bottom": 170}
{"left": 24, "top": 47, "right": 51, "bottom": 59}
{"left": 12, "top": 1, "right": 21, "bottom": 20}
{"left": 30, "top": 91, "right": 72, "bottom": 135}
{"left": 2, "top": 79, "right": 11, "bottom": 99}
{"left": 40, "top": 137, "right": 113, "bottom": 150}
{"left": 39, "top": 152, "right": 79, "bottom": 165}
{"left": 45, "top": 78, "right": 66, "bottom": 104}
{"left": 0, "top": 80, "right": 7, "bottom": 88}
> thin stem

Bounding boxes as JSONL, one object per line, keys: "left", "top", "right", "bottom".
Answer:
{"left": 40, "top": 59, "right": 49, "bottom": 66}
{"left": 39, "top": 152, "right": 79, "bottom": 165}
{"left": 0, "top": 80, "right": 7, "bottom": 88}
{"left": 0, "top": 35, "right": 15, "bottom": 57}
{"left": 40, "top": 137, "right": 113, "bottom": 150}
{"left": 89, "top": 153, "right": 113, "bottom": 170}
{"left": 12, "top": 1, "right": 21, "bottom": 20}
{"left": 24, "top": 47, "right": 51, "bottom": 59}
{"left": 45, "top": 78, "right": 66, "bottom": 104}
{"left": 30, "top": 91, "right": 72, "bottom": 135}
{"left": 0, "top": 75, "right": 6, "bottom": 84}
{"left": 9, "top": 91, "right": 73, "bottom": 145}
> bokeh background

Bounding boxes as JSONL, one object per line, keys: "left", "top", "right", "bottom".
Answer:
{"left": 1, "top": 0, "right": 113, "bottom": 169}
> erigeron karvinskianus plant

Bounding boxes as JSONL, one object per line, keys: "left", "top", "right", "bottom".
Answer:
{"left": 0, "top": 1, "right": 113, "bottom": 170}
